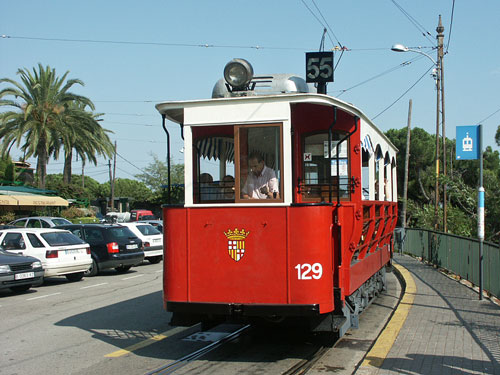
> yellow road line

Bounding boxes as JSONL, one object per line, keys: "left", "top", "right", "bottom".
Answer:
{"left": 105, "top": 326, "right": 187, "bottom": 358}
{"left": 360, "top": 263, "right": 416, "bottom": 369}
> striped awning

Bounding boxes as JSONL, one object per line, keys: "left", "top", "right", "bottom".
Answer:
{"left": 0, "top": 195, "right": 69, "bottom": 207}
{"left": 0, "top": 195, "right": 19, "bottom": 206}
{"left": 196, "top": 137, "right": 234, "bottom": 162}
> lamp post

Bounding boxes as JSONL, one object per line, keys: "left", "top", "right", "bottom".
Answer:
{"left": 392, "top": 16, "right": 446, "bottom": 231}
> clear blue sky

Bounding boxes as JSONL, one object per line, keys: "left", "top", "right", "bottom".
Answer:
{"left": 1, "top": 1, "right": 499, "bottom": 184}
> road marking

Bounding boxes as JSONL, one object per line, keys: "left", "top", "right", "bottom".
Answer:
{"left": 360, "top": 263, "right": 416, "bottom": 370}
{"left": 105, "top": 327, "right": 188, "bottom": 358}
{"left": 26, "top": 292, "right": 62, "bottom": 301}
{"left": 121, "top": 274, "right": 145, "bottom": 281}
{"left": 80, "top": 283, "right": 108, "bottom": 289}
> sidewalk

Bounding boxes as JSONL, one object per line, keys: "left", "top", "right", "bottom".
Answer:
{"left": 358, "top": 253, "right": 500, "bottom": 375}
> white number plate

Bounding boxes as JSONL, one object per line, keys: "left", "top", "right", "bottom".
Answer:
{"left": 126, "top": 244, "right": 138, "bottom": 250}
{"left": 295, "top": 263, "right": 323, "bottom": 280}
{"left": 15, "top": 272, "right": 35, "bottom": 280}
{"left": 153, "top": 239, "right": 161, "bottom": 243}
{"left": 65, "top": 249, "right": 82, "bottom": 255}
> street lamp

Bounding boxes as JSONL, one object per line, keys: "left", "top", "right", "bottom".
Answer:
{"left": 391, "top": 34, "right": 444, "bottom": 232}
{"left": 391, "top": 44, "right": 438, "bottom": 66}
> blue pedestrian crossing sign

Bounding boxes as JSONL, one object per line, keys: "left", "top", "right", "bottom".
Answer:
{"left": 456, "top": 125, "right": 480, "bottom": 160}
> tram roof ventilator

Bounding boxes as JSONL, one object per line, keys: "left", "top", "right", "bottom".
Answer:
{"left": 212, "top": 58, "right": 310, "bottom": 99}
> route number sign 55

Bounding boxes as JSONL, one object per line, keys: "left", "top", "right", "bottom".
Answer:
{"left": 306, "top": 52, "right": 334, "bottom": 83}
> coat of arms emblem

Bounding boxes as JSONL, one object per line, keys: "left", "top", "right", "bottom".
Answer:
{"left": 224, "top": 228, "right": 249, "bottom": 262}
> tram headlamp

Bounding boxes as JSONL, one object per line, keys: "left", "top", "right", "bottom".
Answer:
{"left": 223, "top": 58, "right": 254, "bottom": 91}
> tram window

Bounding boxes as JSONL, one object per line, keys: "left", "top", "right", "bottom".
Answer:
{"left": 374, "top": 146, "right": 382, "bottom": 201}
{"left": 194, "top": 134, "right": 235, "bottom": 203}
{"left": 236, "top": 124, "right": 283, "bottom": 202}
{"left": 362, "top": 148, "right": 370, "bottom": 200}
{"left": 300, "top": 132, "right": 350, "bottom": 202}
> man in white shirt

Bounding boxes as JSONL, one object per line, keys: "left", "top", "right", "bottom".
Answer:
{"left": 242, "top": 153, "right": 279, "bottom": 199}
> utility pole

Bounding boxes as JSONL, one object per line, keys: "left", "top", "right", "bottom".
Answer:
{"left": 108, "top": 160, "right": 113, "bottom": 212}
{"left": 402, "top": 99, "right": 412, "bottom": 228}
{"left": 437, "top": 15, "right": 447, "bottom": 232}
{"left": 433, "top": 15, "right": 444, "bottom": 231}
{"left": 109, "top": 141, "right": 117, "bottom": 212}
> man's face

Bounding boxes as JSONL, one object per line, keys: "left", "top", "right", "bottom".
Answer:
{"left": 248, "top": 158, "right": 264, "bottom": 176}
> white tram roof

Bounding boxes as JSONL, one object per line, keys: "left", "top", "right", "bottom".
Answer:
{"left": 155, "top": 93, "right": 397, "bottom": 154}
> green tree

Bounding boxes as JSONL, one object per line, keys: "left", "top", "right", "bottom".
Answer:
{"left": 45, "top": 173, "right": 104, "bottom": 202}
{"left": 386, "top": 127, "right": 436, "bottom": 205}
{"left": 0, "top": 155, "right": 14, "bottom": 183}
{"left": 0, "top": 64, "right": 94, "bottom": 189}
{"left": 135, "top": 154, "right": 184, "bottom": 204}
{"left": 99, "top": 178, "right": 153, "bottom": 202}
{"left": 51, "top": 102, "right": 115, "bottom": 185}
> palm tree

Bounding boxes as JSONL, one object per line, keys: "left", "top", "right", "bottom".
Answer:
{"left": 0, "top": 64, "right": 94, "bottom": 189}
{"left": 51, "top": 103, "right": 115, "bottom": 184}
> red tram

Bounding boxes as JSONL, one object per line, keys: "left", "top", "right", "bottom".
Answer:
{"left": 156, "top": 59, "right": 398, "bottom": 335}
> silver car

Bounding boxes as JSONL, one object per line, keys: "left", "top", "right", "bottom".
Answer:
{"left": 9, "top": 216, "right": 72, "bottom": 228}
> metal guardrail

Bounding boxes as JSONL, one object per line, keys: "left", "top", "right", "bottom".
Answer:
{"left": 395, "top": 227, "right": 500, "bottom": 300}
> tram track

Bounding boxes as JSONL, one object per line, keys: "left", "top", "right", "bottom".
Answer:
{"left": 144, "top": 322, "right": 340, "bottom": 375}
{"left": 145, "top": 324, "right": 252, "bottom": 375}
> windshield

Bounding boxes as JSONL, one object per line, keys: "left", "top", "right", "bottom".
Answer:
{"left": 136, "top": 225, "right": 161, "bottom": 236}
{"left": 108, "top": 227, "right": 137, "bottom": 239}
{"left": 51, "top": 218, "right": 72, "bottom": 226}
{"left": 41, "top": 231, "right": 86, "bottom": 246}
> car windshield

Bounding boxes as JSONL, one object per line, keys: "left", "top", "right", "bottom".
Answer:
{"left": 108, "top": 227, "right": 137, "bottom": 239}
{"left": 51, "top": 218, "right": 72, "bottom": 225}
{"left": 136, "top": 225, "right": 161, "bottom": 236}
{"left": 40, "top": 231, "right": 86, "bottom": 246}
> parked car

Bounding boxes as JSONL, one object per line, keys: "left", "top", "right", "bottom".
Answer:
{"left": 138, "top": 219, "right": 163, "bottom": 233}
{"left": 0, "top": 248, "right": 44, "bottom": 293}
{"left": 0, "top": 228, "right": 91, "bottom": 282}
{"left": 55, "top": 224, "right": 144, "bottom": 276}
{"left": 0, "top": 225, "right": 16, "bottom": 230}
{"left": 130, "top": 209, "right": 155, "bottom": 222}
{"left": 104, "top": 212, "right": 130, "bottom": 223}
{"left": 9, "top": 216, "right": 72, "bottom": 228}
{"left": 120, "top": 222, "right": 163, "bottom": 263}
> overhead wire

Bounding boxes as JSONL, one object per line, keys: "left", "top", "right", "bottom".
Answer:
{"left": 311, "top": 0, "right": 343, "bottom": 48}
{"left": 477, "top": 107, "right": 500, "bottom": 125}
{"left": 389, "top": 0, "right": 435, "bottom": 45}
{"left": 446, "top": 0, "right": 455, "bottom": 53}
{"left": 1, "top": 34, "right": 306, "bottom": 51}
{"left": 1, "top": 34, "right": 390, "bottom": 53}
{"left": 116, "top": 151, "right": 152, "bottom": 176}
{"left": 372, "top": 64, "right": 435, "bottom": 120}
{"left": 335, "top": 54, "right": 425, "bottom": 97}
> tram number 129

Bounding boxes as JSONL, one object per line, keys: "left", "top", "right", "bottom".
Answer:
{"left": 295, "top": 263, "right": 323, "bottom": 280}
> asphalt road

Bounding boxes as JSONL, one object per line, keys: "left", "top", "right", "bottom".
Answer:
{"left": 0, "top": 263, "right": 400, "bottom": 375}
{"left": 0, "top": 261, "right": 170, "bottom": 375}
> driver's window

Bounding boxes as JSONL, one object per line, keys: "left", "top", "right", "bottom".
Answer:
{"left": 236, "top": 124, "right": 283, "bottom": 202}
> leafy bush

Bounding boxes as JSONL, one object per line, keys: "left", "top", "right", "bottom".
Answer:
{"left": 61, "top": 206, "right": 85, "bottom": 219}
{"left": 69, "top": 217, "right": 100, "bottom": 224}
{"left": 0, "top": 211, "right": 15, "bottom": 224}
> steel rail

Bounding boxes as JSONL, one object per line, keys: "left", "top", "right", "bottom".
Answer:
{"left": 145, "top": 324, "right": 251, "bottom": 375}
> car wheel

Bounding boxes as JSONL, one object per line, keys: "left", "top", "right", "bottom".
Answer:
{"left": 66, "top": 272, "right": 84, "bottom": 282}
{"left": 10, "top": 284, "right": 32, "bottom": 293}
{"left": 148, "top": 256, "right": 162, "bottom": 264}
{"left": 115, "top": 265, "right": 132, "bottom": 273}
{"left": 85, "top": 258, "right": 99, "bottom": 277}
